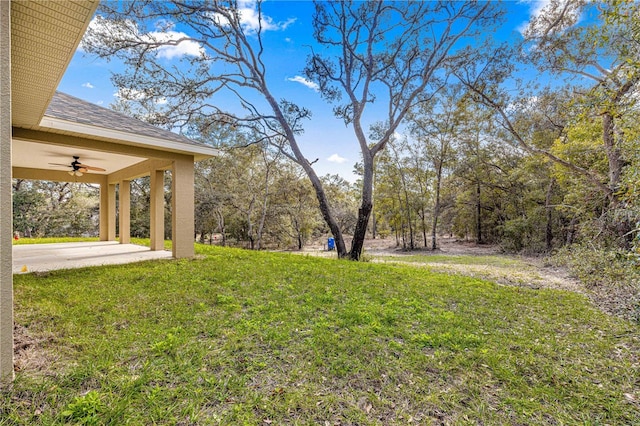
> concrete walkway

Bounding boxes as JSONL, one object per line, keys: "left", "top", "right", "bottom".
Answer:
{"left": 13, "top": 241, "right": 173, "bottom": 274}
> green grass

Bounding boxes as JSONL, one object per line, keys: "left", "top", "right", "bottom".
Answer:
{"left": 375, "top": 253, "right": 523, "bottom": 267}
{"left": 2, "top": 245, "right": 639, "bottom": 424}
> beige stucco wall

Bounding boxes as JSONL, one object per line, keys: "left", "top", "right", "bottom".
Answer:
{"left": 150, "top": 170, "right": 165, "bottom": 251}
{"left": 172, "top": 156, "right": 195, "bottom": 259}
{"left": 0, "top": 0, "right": 14, "bottom": 383}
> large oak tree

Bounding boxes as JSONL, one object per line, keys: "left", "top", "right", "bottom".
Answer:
{"left": 83, "top": 0, "right": 501, "bottom": 259}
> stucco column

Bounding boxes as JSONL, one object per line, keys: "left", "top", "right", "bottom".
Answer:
{"left": 118, "top": 180, "right": 130, "bottom": 244}
{"left": 171, "top": 156, "right": 194, "bottom": 258}
{"left": 150, "top": 169, "right": 165, "bottom": 251}
{"left": 0, "top": 0, "right": 13, "bottom": 383}
{"left": 99, "top": 176, "right": 109, "bottom": 241}
{"left": 107, "top": 183, "right": 116, "bottom": 241}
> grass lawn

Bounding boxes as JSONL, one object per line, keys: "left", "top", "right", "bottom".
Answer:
{"left": 2, "top": 244, "right": 639, "bottom": 424}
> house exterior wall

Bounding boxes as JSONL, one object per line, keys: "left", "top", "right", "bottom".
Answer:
{"left": 0, "top": 0, "right": 14, "bottom": 383}
{"left": 118, "top": 180, "right": 131, "bottom": 244}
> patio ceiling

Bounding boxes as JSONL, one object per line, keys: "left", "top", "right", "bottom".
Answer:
{"left": 12, "top": 140, "right": 145, "bottom": 176}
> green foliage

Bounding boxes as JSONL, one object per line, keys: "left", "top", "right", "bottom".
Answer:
{"left": 3, "top": 246, "right": 639, "bottom": 424}
{"left": 12, "top": 181, "right": 99, "bottom": 238}
{"left": 553, "top": 245, "right": 640, "bottom": 289}
{"left": 12, "top": 236, "right": 100, "bottom": 245}
{"left": 151, "top": 327, "right": 184, "bottom": 357}
{"left": 61, "top": 391, "right": 105, "bottom": 425}
{"left": 499, "top": 213, "right": 548, "bottom": 254}
{"left": 551, "top": 244, "right": 640, "bottom": 322}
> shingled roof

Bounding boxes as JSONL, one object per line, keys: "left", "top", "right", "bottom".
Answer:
{"left": 45, "top": 91, "right": 204, "bottom": 148}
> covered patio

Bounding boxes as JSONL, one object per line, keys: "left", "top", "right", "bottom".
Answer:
{"left": 1, "top": 1, "right": 218, "bottom": 381}
{"left": 12, "top": 90, "right": 217, "bottom": 259}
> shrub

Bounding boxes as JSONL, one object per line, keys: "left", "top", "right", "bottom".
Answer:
{"left": 550, "top": 244, "right": 640, "bottom": 322}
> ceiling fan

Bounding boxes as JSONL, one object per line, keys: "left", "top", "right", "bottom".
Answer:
{"left": 49, "top": 156, "right": 106, "bottom": 177}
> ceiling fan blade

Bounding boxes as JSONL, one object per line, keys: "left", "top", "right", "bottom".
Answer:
{"left": 48, "top": 163, "right": 73, "bottom": 168}
{"left": 78, "top": 164, "right": 106, "bottom": 172}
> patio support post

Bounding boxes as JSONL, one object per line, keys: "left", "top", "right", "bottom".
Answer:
{"left": 171, "top": 156, "right": 195, "bottom": 258}
{"left": 0, "top": 0, "right": 13, "bottom": 383}
{"left": 99, "top": 176, "right": 109, "bottom": 241}
{"left": 150, "top": 169, "right": 165, "bottom": 251}
{"left": 118, "top": 180, "right": 130, "bottom": 244}
{"left": 108, "top": 183, "right": 116, "bottom": 241}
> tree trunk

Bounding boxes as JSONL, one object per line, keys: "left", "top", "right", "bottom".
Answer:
{"left": 602, "top": 112, "right": 623, "bottom": 205}
{"left": 215, "top": 210, "right": 226, "bottom": 247}
{"left": 421, "top": 207, "right": 428, "bottom": 248}
{"left": 255, "top": 185, "right": 269, "bottom": 250}
{"left": 262, "top": 89, "right": 348, "bottom": 258}
{"left": 350, "top": 153, "right": 375, "bottom": 260}
{"left": 476, "top": 180, "right": 482, "bottom": 244}
{"left": 566, "top": 218, "right": 575, "bottom": 245}
{"left": 545, "top": 179, "right": 555, "bottom": 252}
{"left": 350, "top": 203, "right": 373, "bottom": 260}
{"left": 432, "top": 161, "right": 443, "bottom": 250}
{"left": 372, "top": 209, "right": 377, "bottom": 240}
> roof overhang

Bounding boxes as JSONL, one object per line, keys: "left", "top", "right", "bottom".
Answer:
{"left": 37, "top": 116, "right": 218, "bottom": 161}
{"left": 10, "top": 0, "right": 100, "bottom": 128}
{"left": 10, "top": 1, "right": 218, "bottom": 182}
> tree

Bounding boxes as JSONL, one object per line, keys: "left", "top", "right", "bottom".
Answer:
{"left": 83, "top": 0, "right": 501, "bottom": 260}
{"left": 408, "top": 87, "right": 462, "bottom": 250}
{"left": 271, "top": 169, "right": 321, "bottom": 250}
{"left": 83, "top": 0, "right": 349, "bottom": 256}
{"left": 305, "top": 1, "right": 501, "bottom": 259}
{"left": 12, "top": 180, "right": 100, "bottom": 237}
{"left": 523, "top": 0, "right": 639, "bottom": 203}
{"left": 453, "top": 0, "right": 640, "bottom": 247}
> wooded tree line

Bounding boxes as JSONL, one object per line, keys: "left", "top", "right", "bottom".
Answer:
{"left": 13, "top": 1, "right": 640, "bottom": 258}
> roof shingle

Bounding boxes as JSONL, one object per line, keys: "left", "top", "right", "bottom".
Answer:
{"left": 45, "top": 91, "right": 206, "bottom": 148}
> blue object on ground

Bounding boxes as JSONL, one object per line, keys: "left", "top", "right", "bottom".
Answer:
{"left": 328, "top": 237, "right": 335, "bottom": 251}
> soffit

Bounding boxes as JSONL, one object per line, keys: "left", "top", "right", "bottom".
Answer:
{"left": 10, "top": 0, "right": 99, "bottom": 128}
{"left": 12, "top": 140, "right": 146, "bottom": 176}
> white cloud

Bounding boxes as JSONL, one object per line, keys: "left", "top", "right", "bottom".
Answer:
{"left": 211, "top": 1, "right": 296, "bottom": 34}
{"left": 237, "top": 1, "right": 296, "bottom": 33}
{"left": 83, "top": 16, "right": 203, "bottom": 60}
{"left": 518, "top": 0, "right": 582, "bottom": 37}
{"left": 147, "top": 30, "right": 204, "bottom": 59}
{"left": 96, "top": 100, "right": 104, "bottom": 105}
{"left": 114, "top": 88, "right": 166, "bottom": 105}
{"left": 327, "top": 154, "right": 347, "bottom": 164}
{"left": 517, "top": 0, "right": 550, "bottom": 35}
{"left": 287, "top": 76, "right": 319, "bottom": 92}
{"left": 82, "top": 82, "right": 94, "bottom": 89}
{"left": 114, "top": 88, "right": 147, "bottom": 101}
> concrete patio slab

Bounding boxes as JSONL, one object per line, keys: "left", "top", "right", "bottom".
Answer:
{"left": 12, "top": 241, "right": 173, "bottom": 274}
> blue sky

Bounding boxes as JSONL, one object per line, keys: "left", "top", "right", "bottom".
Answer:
{"left": 58, "top": 0, "right": 543, "bottom": 182}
